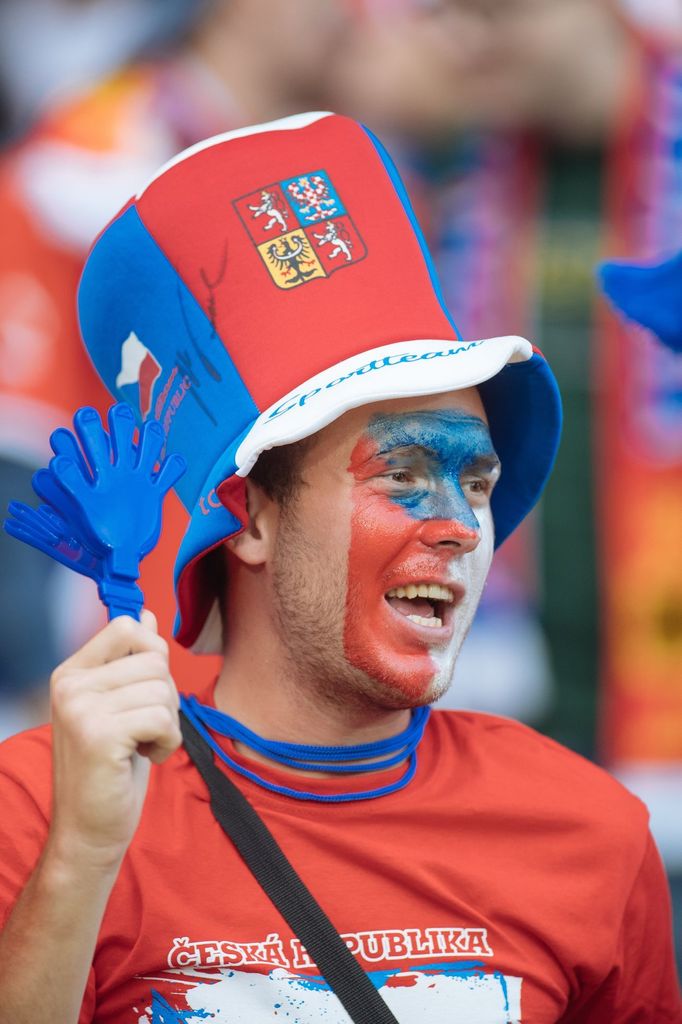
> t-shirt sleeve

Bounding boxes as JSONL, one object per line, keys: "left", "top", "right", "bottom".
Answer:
{"left": 0, "top": 731, "right": 97, "bottom": 1021}
{"left": 562, "top": 831, "right": 682, "bottom": 1023}
{"left": 0, "top": 731, "right": 52, "bottom": 928}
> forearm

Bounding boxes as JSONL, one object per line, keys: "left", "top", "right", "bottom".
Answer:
{"left": 0, "top": 837, "right": 122, "bottom": 1024}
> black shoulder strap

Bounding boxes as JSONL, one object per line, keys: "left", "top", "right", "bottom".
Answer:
{"left": 180, "top": 711, "right": 400, "bottom": 1024}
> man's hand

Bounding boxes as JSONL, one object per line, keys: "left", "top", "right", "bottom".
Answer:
{"left": 48, "top": 610, "right": 181, "bottom": 869}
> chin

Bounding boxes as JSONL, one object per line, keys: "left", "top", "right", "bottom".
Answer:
{"left": 348, "top": 649, "right": 457, "bottom": 709}
{"left": 368, "top": 675, "right": 449, "bottom": 711}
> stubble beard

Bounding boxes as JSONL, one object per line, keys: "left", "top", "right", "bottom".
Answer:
{"left": 270, "top": 505, "right": 418, "bottom": 712}
{"left": 270, "top": 505, "right": 378, "bottom": 714}
{"left": 270, "top": 506, "right": 464, "bottom": 713}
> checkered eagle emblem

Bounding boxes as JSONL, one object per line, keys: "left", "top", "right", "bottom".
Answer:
{"left": 234, "top": 169, "right": 366, "bottom": 289}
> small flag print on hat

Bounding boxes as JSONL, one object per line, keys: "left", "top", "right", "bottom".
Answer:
{"left": 234, "top": 170, "right": 366, "bottom": 289}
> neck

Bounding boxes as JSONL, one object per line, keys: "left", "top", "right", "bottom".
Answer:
{"left": 215, "top": 655, "right": 411, "bottom": 755}
{"left": 214, "top": 583, "right": 411, "bottom": 763}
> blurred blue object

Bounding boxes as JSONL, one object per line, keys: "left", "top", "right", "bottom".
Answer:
{"left": 3, "top": 404, "right": 186, "bottom": 620}
{"left": 5, "top": 501, "right": 102, "bottom": 580}
{"left": 598, "top": 251, "right": 682, "bottom": 352}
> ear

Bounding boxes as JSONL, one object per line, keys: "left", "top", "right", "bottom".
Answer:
{"left": 226, "top": 478, "right": 278, "bottom": 567}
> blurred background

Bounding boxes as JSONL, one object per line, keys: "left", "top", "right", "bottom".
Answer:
{"left": 0, "top": 0, "right": 680, "bottom": 972}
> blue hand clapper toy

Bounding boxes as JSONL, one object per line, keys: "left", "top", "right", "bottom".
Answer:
{"left": 3, "top": 404, "right": 186, "bottom": 621}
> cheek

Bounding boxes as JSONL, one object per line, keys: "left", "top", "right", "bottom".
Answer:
{"left": 456, "top": 506, "right": 494, "bottom": 598}
{"left": 347, "top": 495, "right": 416, "bottom": 585}
{"left": 344, "top": 428, "right": 442, "bottom": 582}
{"left": 342, "top": 493, "right": 438, "bottom": 699}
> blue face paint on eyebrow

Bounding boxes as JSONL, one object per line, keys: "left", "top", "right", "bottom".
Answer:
{"left": 365, "top": 409, "right": 498, "bottom": 531}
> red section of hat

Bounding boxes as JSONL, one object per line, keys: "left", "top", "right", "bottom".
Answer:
{"left": 134, "top": 115, "right": 457, "bottom": 415}
{"left": 216, "top": 474, "right": 248, "bottom": 529}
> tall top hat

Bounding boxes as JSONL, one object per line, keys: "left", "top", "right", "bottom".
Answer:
{"left": 78, "top": 112, "right": 561, "bottom": 653}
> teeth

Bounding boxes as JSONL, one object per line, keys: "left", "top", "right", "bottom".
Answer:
{"left": 407, "top": 614, "right": 443, "bottom": 628}
{"left": 386, "top": 584, "right": 455, "bottom": 602}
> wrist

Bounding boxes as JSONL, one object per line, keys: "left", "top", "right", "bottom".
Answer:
{"left": 43, "top": 827, "right": 127, "bottom": 882}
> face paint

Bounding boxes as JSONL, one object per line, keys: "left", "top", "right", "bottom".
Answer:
{"left": 343, "top": 409, "right": 498, "bottom": 703}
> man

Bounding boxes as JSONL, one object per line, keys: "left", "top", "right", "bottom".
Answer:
{"left": 0, "top": 113, "right": 679, "bottom": 1022}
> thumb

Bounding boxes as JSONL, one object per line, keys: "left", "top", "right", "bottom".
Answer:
{"left": 140, "top": 608, "right": 158, "bottom": 633}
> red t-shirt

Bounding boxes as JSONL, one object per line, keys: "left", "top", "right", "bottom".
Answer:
{"left": 0, "top": 683, "right": 679, "bottom": 1023}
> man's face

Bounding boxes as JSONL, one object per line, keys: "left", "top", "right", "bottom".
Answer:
{"left": 269, "top": 388, "right": 499, "bottom": 710}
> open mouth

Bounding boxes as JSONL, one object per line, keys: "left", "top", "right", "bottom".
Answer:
{"left": 385, "top": 583, "right": 457, "bottom": 630}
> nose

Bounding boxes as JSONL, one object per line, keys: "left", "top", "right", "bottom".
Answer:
{"left": 417, "top": 518, "right": 480, "bottom": 553}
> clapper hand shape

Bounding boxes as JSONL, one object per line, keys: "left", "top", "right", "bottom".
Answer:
{"left": 4, "top": 500, "right": 102, "bottom": 581}
{"left": 3, "top": 404, "right": 186, "bottom": 621}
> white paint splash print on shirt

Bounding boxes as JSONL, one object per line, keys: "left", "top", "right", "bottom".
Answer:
{"left": 136, "top": 926, "right": 522, "bottom": 1022}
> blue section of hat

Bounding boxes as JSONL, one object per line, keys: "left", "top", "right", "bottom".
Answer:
{"left": 171, "top": 428, "right": 248, "bottom": 636}
{"left": 77, "top": 205, "right": 259, "bottom": 513}
{"left": 480, "top": 353, "right": 562, "bottom": 548}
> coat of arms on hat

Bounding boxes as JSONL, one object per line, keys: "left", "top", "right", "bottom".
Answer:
{"left": 234, "top": 169, "right": 366, "bottom": 289}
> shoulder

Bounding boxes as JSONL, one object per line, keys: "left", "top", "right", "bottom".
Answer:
{"left": 0, "top": 727, "right": 54, "bottom": 921}
{"left": 0, "top": 723, "right": 53, "bottom": 769}
{"left": 427, "top": 709, "right": 649, "bottom": 854}
{"left": 0, "top": 724, "right": 53, "bottom": 813}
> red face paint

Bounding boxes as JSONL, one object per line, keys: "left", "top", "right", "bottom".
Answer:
{"left": 342, "top": 434, "right": 475, "bottom": 702}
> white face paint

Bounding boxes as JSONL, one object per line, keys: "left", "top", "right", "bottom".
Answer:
{"left": 428, "top": 502, "right": 495, "bottom": 698}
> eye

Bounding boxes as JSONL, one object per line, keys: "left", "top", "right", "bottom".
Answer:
{"left": 388, "top": 470, "right": 414, "bottom": 484}
{"left": 462, "top": 476, "right": 493, "bottom": 502}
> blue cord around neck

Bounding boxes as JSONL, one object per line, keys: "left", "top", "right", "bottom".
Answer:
{"left": 180, "top": 693, "right": 430, "bottom": 803}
